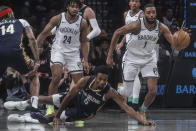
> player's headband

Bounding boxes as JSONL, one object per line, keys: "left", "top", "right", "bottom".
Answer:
{"left": 0, "top": 8, "right": 12, "bottom": 18}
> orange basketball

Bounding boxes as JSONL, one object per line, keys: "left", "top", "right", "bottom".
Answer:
{"left": 173, "top": 29, "right": 190, "bottom": 50}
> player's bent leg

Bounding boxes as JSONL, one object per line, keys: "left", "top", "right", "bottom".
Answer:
{"left": 132, "top": 74, "right": 141, "bottom": 104}
{"left": 48, "top": 64, "right": 63, "bottom": 95}
{"left": 130, "top": 74, "right": 141, "bottom": 111}
{"left": 29, "top": 73, "right": 40, "bottom": 109}
{"left": 118, "top": 81, "right": 134, "bottom": 97}
{"left": 139, "top": 78, "right": 157, "bottom": 121}
{"left": 70, "top": 72, "right": 83, "bottom": 88}
{"left": 143, "top": 78, "right": 157, "bottom": 108}
{"left": 4, "top": 95, "right": 53, "bottom": 111}
{"left": 46, "top": 64, "right": 63, "bottom": 115}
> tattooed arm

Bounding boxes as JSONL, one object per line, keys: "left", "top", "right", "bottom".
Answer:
{"left": 25, "top": 26, "right": 39, "bottom": 62}
{"left": 19, "top": 19, "right": 40, "bottom": 76}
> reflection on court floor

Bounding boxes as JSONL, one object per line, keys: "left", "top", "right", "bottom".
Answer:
{"left": 1, "top": 109, "right": 196, "bottom": 131}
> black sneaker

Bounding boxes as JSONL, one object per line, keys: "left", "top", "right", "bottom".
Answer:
{"left": 30, "top": 112, "right": 52, "bottom": 123}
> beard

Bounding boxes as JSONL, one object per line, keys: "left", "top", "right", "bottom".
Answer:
{"left": 145, "top": 17, "right": 156, "bottom": 24}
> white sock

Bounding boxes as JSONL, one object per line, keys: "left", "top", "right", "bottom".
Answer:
{"left": 31, "top": 96, "right": 38, "bottom": 109}
{"left": 118, "top": 81, "right": 134, "bottom": 97}
{"left": 132, "top": 75, "right": 141, "bottom": 104}
{"left": 60, "top": 111, "right": 68, "bottom": 121}
{"left": 22, "top": 100, "right": 30, "bottom": 106}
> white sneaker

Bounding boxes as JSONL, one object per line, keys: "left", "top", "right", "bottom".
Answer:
{"left": 7, "top": 113, "right": 39, "bottom": 123}
{"left": 4, "top": 101, "right": 29, "bottom": 111}
{"left": 16, "top": 101, "right": 29, "bottom": 111}
{"left": 8, "top": 114, "right": 25, "bottom": 122}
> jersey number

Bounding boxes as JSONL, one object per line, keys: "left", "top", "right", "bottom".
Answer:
{"left": 0, "top": 24, "right": 15, "bottom": 35}
{"left": 63, "top": 35, "right": 72, "bottom": 44}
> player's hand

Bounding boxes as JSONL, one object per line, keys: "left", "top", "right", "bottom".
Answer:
{"left": 83, "top": 60, "right": 89, "bottom": 74}
{"left": 139, "top": 120, "right": 156, "bottom": 126}
{"left": 106, "top": 56, "right": 114, "bottom": 68}
{"left": 177, "top": 27, "right": 191, "bottom": 35}
{"left": 53, "top": 117, "right": 64, "bottom": 125}
{"left": 25, "top": 62, "right": 40, "bottom": 77}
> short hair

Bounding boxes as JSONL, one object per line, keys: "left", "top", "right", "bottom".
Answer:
{"left": 144, "top": 3, "right": 155, "bottom": 11}
{"left": 129, "top": 0, "right": 141, "bottom": 2}
{"left": 94, "top": 65, "right": 109, "bottom": 76}
{"left": 0, "top": 5, "right": 11, "bottom": 20}
{"left": 65, "top": 0, "right": 82, "bottom": 9}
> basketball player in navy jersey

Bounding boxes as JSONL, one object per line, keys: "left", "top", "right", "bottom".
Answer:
{"left": 37, "top": 0, "right": 89, "bottom": 115}
{"left": 5, "top": 66, "right": 155, "bottom": 126}
{"left": 107, "top": 4, "right": 190, "bottom": 120}
{"left": 0, "top": 5, "right": 40, "bottom": 109}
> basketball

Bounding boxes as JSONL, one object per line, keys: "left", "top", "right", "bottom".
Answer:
{"left": 173, "top": 29, "right": 190, "bottom": 50}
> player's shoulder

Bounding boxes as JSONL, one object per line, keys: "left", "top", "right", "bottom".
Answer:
{"left": 83, "top": 6, "right": 96, "bottom": 19}
{"left": 84, "top": 6, "right": 94, "bottom": 14}
{"left": 124, "top": 10, "right": 129, "bottom": 18}
{"left": 159, "top": 22, "right": 170, "bottom": 33}
{"left": 18, "top": 19, "right": 30, "bottom": 27}
{"left": 49, "top": 14, "right": 62, "bottom": 25}
{"left": 50, "top": 14, "right": 61, "bottom": 20}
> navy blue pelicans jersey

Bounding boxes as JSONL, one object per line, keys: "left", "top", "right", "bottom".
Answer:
{"left": 0, "top": 18, "right": 32, "bottom": 75}
{"left": 60, "top": 76, "right": 111, "bottom": 121}
{"left": 77, "top": 76, "right": 110, "bottom": 115}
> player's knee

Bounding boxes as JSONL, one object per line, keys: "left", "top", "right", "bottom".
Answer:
{"left": 118, "top": 86, "right": 133, "bottom": 97}
{"left": 52, "top": 73, "right": 62, "bottom": 84}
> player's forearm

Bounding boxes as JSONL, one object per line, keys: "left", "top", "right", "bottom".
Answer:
{"left": 37, "top": 32, "right": 49, "bottom": 48}
{"left": 29, "top": 39, "right": 39, "bottom": 62}
{"left": 120, "top": 35, "right": 126, "bottom": 45}
{"left": 108, "top": 30, "right": 120, "bottom": 57}
{"left": 55, "top": 91, "right": 76, "bottom": 118}
{"left": 126, "top": 106, "right": 144, "bottom": 123}
{"left": 87, "top": 19, "right": 101, "bottom": 40}
{"left": 81, "top": 42, "right": 89, "bottom": 62}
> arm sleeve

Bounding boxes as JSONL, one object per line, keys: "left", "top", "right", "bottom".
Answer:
{"left": 87, "top": 19, "right": 101, "bottom": 40}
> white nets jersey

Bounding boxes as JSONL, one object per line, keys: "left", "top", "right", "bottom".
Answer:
{"left": 124, "top": 18, "right": 160, "bottom": 64}
{"left": 52, "top": 12, "right": 82, "bottom": 56}
{"left": 125, "top": 10, "right": 143, "bottom": 43}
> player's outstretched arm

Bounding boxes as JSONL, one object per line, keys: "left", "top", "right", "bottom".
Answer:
{"left": 53, "top": 76, "right": 89, "bottom": 125}
{"left": 106, "top": 21, "right": 140, "bottom": 68}
{"left": 37, "top": 15, "right": 60, "bottom": 48}
{"left": 105, "top": 88, "right": 155, "bottom": 126}
{"left": 160, "top": 23, "right": 176, "bottom": 47}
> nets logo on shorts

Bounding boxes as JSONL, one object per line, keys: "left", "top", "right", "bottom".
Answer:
{"left": 153, "top": 68, "right": 158, "bottom": 75}
{"left": 192, "top": 68, "right": 196, "bottom": 79}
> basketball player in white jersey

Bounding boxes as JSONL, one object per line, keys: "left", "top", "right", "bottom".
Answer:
{"left": 107, "top": 4, "right": 189, "bottom": 120}
{"left": 116, "top": 0, "right": 143, "bottom": 110}
{"left": 37, "top": 0, "right": 89, "bottom": 115}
